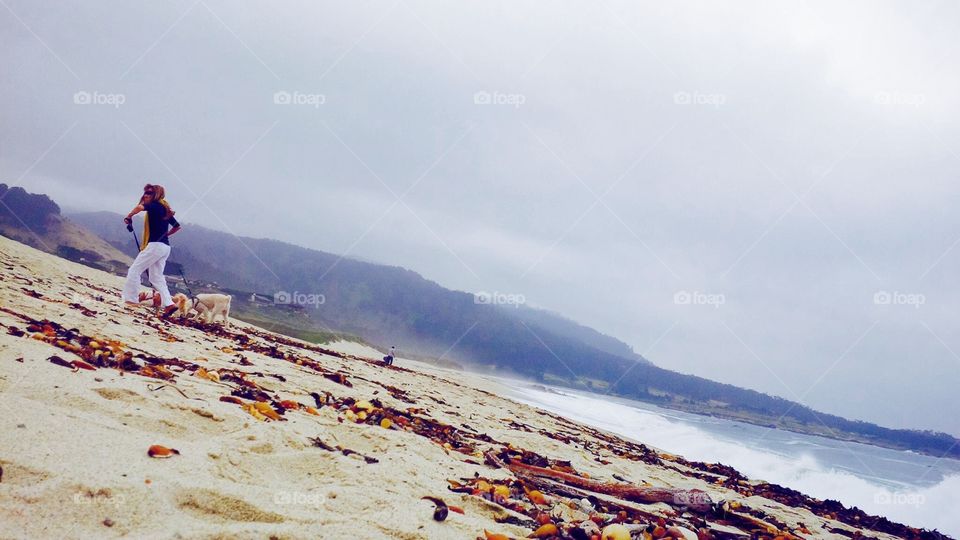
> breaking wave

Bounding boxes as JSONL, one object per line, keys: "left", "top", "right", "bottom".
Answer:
{"left": 507, "top": 384, "right": 959, "bottom": 537}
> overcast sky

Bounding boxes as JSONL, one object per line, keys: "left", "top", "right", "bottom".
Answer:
{"left": 2, "top": 0, "right": 959, "bottom": 436}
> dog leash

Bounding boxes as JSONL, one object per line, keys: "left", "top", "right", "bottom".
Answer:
{"left": 178, "top": 267, "right": 194, "bottom": 297}
{"left": 127, "top": 222, "right": 142, "bottom": 253}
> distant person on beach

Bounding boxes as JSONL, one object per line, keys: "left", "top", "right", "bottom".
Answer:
{"left": 383, "top": 346, "right": 396, "bottom": 366}
{"left": 121, "top": 184, "right": 181, "bottom": 317}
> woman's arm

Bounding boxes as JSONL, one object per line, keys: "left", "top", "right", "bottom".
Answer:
{"left": 166, "top": 225, "right": 182, "bottom": 237}
{"left": 123, "top": 204, "right": 145, "bottom": 224}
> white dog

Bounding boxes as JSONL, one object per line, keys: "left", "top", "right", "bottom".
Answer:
{"left": 173, "top": 293, "right": 232, "bottom": 326}
{"left": 171, "top": 293, "right": 190, "bottom": 316}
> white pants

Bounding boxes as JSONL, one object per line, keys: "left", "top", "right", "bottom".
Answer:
{"left": 122, "top": 242, "right": 173, "bottom": 307}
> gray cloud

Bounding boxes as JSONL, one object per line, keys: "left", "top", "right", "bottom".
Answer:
{"left": 3, "top": 0, "right": 959, "bottom": 434}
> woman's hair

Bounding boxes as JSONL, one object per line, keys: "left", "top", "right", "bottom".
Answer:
{"left": 142, "top": 183, "right": 175, "bottom": 220}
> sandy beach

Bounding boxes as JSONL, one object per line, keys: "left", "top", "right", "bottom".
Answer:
{"left": 0, "top": 235, "right": 943, "bottom": 539}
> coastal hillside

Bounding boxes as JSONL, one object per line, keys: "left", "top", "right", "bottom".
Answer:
{"left": 0, "top": 234, "right": 946, "bottom": 539}
{"left": 0, "top": 184, "right": 130, "bottom": 274}
{"left": 70, "top": 208, "right": 650, "bottom": 376}
{"left": 68, "top": 209, "right": 652, "bottom": 369}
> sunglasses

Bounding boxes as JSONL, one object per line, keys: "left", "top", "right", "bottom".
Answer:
{"left": 144, "top": 191, "right": 155, "bottom": 196}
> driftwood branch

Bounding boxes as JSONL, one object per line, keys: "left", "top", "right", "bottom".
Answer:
{"left": 487, "top": 451, "right": 714, "bottom": 512}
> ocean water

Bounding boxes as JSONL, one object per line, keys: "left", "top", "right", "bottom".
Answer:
{"left": 499, "top": 381, "right": 960, "bottom": 537}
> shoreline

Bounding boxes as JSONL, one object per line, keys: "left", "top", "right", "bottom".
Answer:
{"left": 510, "top": 379, "right": 960, "bottom": 467}
{"left": 420, "top": 362, "right": 960, "bottom": 463}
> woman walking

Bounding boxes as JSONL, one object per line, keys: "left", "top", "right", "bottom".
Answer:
{"left": 121, "top": 184, "right": 182, "bottom": 317}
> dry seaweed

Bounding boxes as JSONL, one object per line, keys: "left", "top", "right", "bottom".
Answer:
{"left": 147, "top": 445, "right": 180, "bottom": 458}
{"left": 421, "top": 496, "right": 449, "bottom": 521}
{"left": 308, "top": 436, "right": 379, "bottom": 464}
{"left": 48, "top": 355, "right": 74, "bottom": 369}
{"left": 21, "top": 288, "right": 42, "bottom": 298}
{"left": 322, "top": 372, "right": 352, "bottom": 387}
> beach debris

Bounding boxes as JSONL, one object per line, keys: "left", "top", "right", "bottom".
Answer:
{"left": 487, "top": 449, "right": 714, "bottom": 512}
{"left": 69, "top": 303, "right": 98, "bottom": 318}
{"left": 276, "top": 399, "right": 320, "bottom": 415}
{"left": 455, "top": 449, "right": 738, "bottom": 540}
{"left": 382, "top": 383, "right": 414, "bottom": 403}
{"left": 148, "top": 384, "right": 195, "bottom": 400}
{"left": 309, "top": 436, "right": 337, "bottom": 452}
{"left": 140, "top": 364, "right": 174, "bottom": 380}
{"left": 422, "top": 496, "right": 450, "bottom": 521}
{"left": 194, "top": 367, "right": 220, "bottom": 382}
{"left": 147, "top": 445, "right": 180, "bottom": 458}
{"left": 340, "top": 448, "right": 379, "bottom": 464}
{"left": 239, "top": 401, "right": 285, "bottom": 422}
{"left": 72, "top": 359, "right": 96, "bottom": 371}
{"left": 532, "top": 522, "right": 559, "bottom": 537}
{"left": 323, "top": 372, "right": 352, "bottom": 387}
{"left": 243, "top": 403, "right": 267, "bottom": 421}
{"left": 354, "top": 400, "right": 375, "bottom": 412}
{"left": 599, "top": 523, "right": 630, "bottom": 540}
{"left": 21, "top": 287, "right": 42, "bottom": 298}
{"left": 549, "top": 502, "right": 589, "bottom": 524}
{"left": 6, "top": 310, "right": 137, "bottom": 373}
{"left": 251, "top": 401, "right": 284, "bottom": 421}
{"left": 324, "top": 394, "right": 501, "bottom": 457}
{"left": 666, "top": 525, "right": 698, "bottom": 540}
{"left": 48, "top": 355, "right": 74, "bottom": 369}
{"left": 309, "top": 391, "right": 327, "bottom": 408}
{"left": 102, "top": 518, "right": 115, "bottom": 527}
{"left": 308, "top": 436, "right": 379, "bottom": 464}
{"left": 483, "top": 530, "right": 509, "bottom": 540}
{"left": 524, "top": 487, "right": 548, "bottom": 505}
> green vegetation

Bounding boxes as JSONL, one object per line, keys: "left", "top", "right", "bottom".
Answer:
{"left": 231, "top": 313, "right": 359, "bottom": 346}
